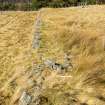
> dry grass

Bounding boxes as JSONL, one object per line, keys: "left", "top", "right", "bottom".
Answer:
{"left": 40, "top": 5, "right": 105, "bottom": 105}
{"left": 0, "top": 11, "right": 38, "bottom": 104}
{"left": 0, "top": 5, "right": 105, "bottom": 105}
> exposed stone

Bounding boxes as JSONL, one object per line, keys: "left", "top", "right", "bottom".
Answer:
{"left": 32, "top": 11, "right": 41, "bottom": 49}
{"left": 44, "top": 59, "right": 64, "bottom": 72}
{"left": 54, "top": 63, "right": 65, "bottom": 71}
{"left": 44, "top": 57, "right": 73, "bottom": 72}
{"left": 33, "top": 41, "right": 40, "bottom": 49}
{"left": 19, "top": 91, "right": 32, "bottom": 105}
{"left": 44, "top": 59, "right": 55, "bottom": 69}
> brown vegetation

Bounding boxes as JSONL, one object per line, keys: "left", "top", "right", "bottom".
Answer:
{"left": 0, "top": 5, "right": 105, "bottom": 105}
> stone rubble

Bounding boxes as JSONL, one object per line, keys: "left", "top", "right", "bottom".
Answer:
{"left": 32, "top": 11, "right": 42, "bottom": 49}
{"left": 19, "top": 91, "right": 32, "bottom": 105}
{"left": 44, "top": 57, "right": 73, "bottom": 72}
{"left": 18, "top": 10, "right": 74, "bottom": 105}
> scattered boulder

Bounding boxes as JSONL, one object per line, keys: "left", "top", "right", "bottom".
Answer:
{"left": 53, "top": 63, "right": 65, "bottom": 71}
{"left": 44, "top": 59, "right": 65, "bottom": 72}
{"left": 19, "top": 91, "right": 32, "bottom": 105}
{"left": 44, "top": 59, "right": 55, "bottom": 69}
{"left": 44, "top": 58, "right": 73, "bottom": 72}
{"left": 32, "top": 13, "right": 41, "bottom": 49}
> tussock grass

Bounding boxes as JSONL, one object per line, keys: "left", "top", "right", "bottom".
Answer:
{"left": 1, "top": 5, "right": 105, "bottom": 105}
{"left": 0, "top": 11, "right": 38, "bottom": 105}
{"left": 40, "top": 5, "right": 105, "bottom": 105}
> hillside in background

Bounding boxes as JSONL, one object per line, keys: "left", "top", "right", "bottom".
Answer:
{"left": 0, "top": 5, "right": 105, "bottom": 105}
{"left": 0, "top": 0, "right": 105, "bottom": 10}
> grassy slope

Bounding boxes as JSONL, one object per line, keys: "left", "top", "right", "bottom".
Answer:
{"left": 40, "top": 6, "right": 105, "bottom": 105}
{"left": 0, "top": 12, "right": 37, "bottom": 104}
{"left": 0, "top": 5, "right": 105, "bottom": 105}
